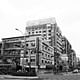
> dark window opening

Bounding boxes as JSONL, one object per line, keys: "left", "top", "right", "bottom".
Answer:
{"left": 48, "top": 34, "right": 51, "bottom": 36}
{"left": 26, "top": 51, "right": 28, "bottom": 54}
{"left": 31, "top": 59, "right": 35, "bottom": 62}
{"left": 32, "top": 32, "right": 34, "bottom": 34}
{"left": 42, "top": 53, "right": 44, "bottom": 56}
{"left": 43, "top": 30, "right": 46, "bottom": 33}
{"left": 26, "top": 44, "right": 28, "bottom": 47}
{"left": 48, "top": 37, "right": 51, "bottom": 39}
{"left": 31, "top": 43, "right": 35, "bottom": 47}
{"left": 28, "top": 32, "right": 30, "bottom": 34}
{"left": 48, "top": 30, "right": 51, "bottom": 32}
{"left": 39, "top": 31, "right": 41, "bottom": 33}
{"left": 26, "top": 59, "right": 28, "bottom": 62}
{"left": 42, "top": 60, "right": 44, "bottom": 63}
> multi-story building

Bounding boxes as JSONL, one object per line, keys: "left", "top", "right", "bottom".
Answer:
{"left": 62, "top": 36, "right": 66, "bottom": 54}
{"left": 25, "top": 18, "right": 62, "bottom": 70}
{"left": 68, "top": 50, "right": 77, "bottom": 70}
{"left": 60, "top": 54, "right": 69, "bottom": 71}
{"left": 62, "top": 36, "right": 72, "bottom": 54}
{"left": 62, "top": 37, "right": 72, "bottom": 51}
{"left": 2, "top": 36, "right": 23, "bottom": 65}
{"left": 1, "top": 34, "right": 54, "bottom": 69}
{"left": 26, "top": 18, "right": 56, "bottom": 46}
{"left": 0, "top": 42, "right": 2, "bottom": 56}
{"left": 62, "top": 36, "right": 77, "bottom": 70}
{"left": 37, "top": 37, "right": 54, "bottom": 68}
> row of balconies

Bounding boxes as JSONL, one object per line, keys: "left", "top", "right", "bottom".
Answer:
{"left": 4, "top": 42, "right": 36, "bottom": 49}
{"left": 40, "top": 59, "right": 53, "bottom": 65}
{"left": 41, "top": 42, "right": 54, "bottom": 53}
{"left": 41, "top": 50, "right": 53, "bottom": 59}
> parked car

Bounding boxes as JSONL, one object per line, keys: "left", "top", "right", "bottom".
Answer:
{"left": 72, "top": 69, "right": 79, "bottom": 73}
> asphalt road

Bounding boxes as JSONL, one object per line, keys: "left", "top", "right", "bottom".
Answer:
{"left": 0, "top": 72, "right": 80, "bottom": 80}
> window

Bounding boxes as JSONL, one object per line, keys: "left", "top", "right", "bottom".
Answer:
{"left": 42, "top": 53, "right": 44, "bottom": 56}
{"left": 42, "top": 60, "right": 44, "bottom": 63}
{"left": 43, "top": 34, "right": 46, "bottom": 37}
{"left": 48, "top": 61, "right": 49, "bottom": 63}
{"left": 48, "top": 34, "right": 51, "bottom": 36}
{"left": 45, "top": 54, "right": 47, "bottom": 57}
{"left": 45, "top": 46, "right": 47, "bottom": 50}
{"left": 28, "top": 32, "right": 30, "bottom": 34}
{"left": 26, "top": 51, "right": 28, "bottom": 54}
{"left": 36, "top": 31, "right": 38, "bottom": 33}
{"left": 43, "top": 30, "right": 46, "bottom": 33}
{"left": 32, "top": 29, "right": 34, "bottom": 31}
{"left": 45, "top": 61, "right": 47, "bottom": 64}
{"left": 48, "top": 30, "right": 51, "bottom": 32}
{"left": 48, "top": 37, "right": 51, "bottom": 39}
{"left": 26, "top": 44, "right": 28, "bottom": 47}
{"left": 14, "top": 43, "right": 21, "bottom": 48}
{"left": 35, "top": 27, "right": 38, "bottom": 30}
{"left": 26, "top": 59, "right": 28, "bottom": 62}
{"left": 46, "top": 24, "right": 51, "bottom": 28}
{"left": 32, "top": 32, "right": 34, "bottom": 34}
{"left": 39, "top": 31, "right": 41, "bottom": 33}
{"left": 42, "top": 45, "right": 44, "bottom": 50}
{"left": 31, "top": 43, "right": 35, "bottom": 47}
{"left": 49, "top": 41, "right": 51, "bottom": 44}
{"left": 33, "top": 49, "right": 36, "bottom": 53}
{"left": 48, "top": 48, "right": 50, "bottom": 51}
{"left": 43, "top": 25, "right": 46, "bottom": 29}
{"left": 48, "top": 55, "right": 50, "bottom": 58}
{"left": 31, "top": 59, "right": 35, "bottom": 62}
{"left": 31, "top": 51, "right": 34, "bottom": 54}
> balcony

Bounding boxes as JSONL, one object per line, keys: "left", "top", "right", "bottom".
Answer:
{"left": 5, "top": 47, "right": 22, "bottom": 50}
{"left": 3, "top": 54, "right": 20, "bottom": 58}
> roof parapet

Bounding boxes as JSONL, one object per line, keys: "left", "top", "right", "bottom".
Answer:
{"left": 26, "top": 17, "right": 56, "bottom": 27}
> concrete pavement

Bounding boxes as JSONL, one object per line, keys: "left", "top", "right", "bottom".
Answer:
{"left": 0, "top": 72, "right": 80, "bottom": 80}
{"left": 38, "top": 72, "right": 80, "bottom": 80}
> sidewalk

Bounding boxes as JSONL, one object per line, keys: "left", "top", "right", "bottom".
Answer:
{"left": 0, "top": 74, "right": 39, "bottom": 79}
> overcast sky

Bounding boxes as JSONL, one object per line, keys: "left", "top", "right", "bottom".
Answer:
{"left": 0, "top": 0, "right": 80, "bottom": 57}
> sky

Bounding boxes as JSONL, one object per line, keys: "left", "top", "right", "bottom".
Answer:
{"left": 0, "top": 0, "right": 80, "bottom": 57}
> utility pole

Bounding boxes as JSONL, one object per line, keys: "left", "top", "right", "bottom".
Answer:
{"left": 15, "top": 28, "right": 26, "bottom": 72}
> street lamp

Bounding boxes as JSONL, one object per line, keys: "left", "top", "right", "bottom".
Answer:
{"left": 15, "top": 28, "right": 26, "bottom": 72}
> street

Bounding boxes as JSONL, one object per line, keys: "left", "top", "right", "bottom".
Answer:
{"left": 0, "top": 72, "right": 80, "bottom": 80}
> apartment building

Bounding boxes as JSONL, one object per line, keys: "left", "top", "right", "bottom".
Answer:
{"left": 68, "top": 50, "right": 77, "bottom": 70}
{"left": 25, "top": 18, "right": 62, "bottom": 70}
{"left": 1, "top": 34, "right": 54, "bottom": 69}
{"left": 0, "top": 42, "right": 2, "bottom": 56}
{"left": 62, "top": 36, "right": 67, "bottom": 54}
{"left": 37, "top": 37, "right": 54, "bottom": 68}
{"left": 26, "top": 18, "right": 55, "bottom": 46}
{"left": 62, "top": 36, "right": 77, "bottom": 70}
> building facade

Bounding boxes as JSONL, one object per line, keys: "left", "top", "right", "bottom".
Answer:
{"left": 25, "top": 18, "right": 62, "bottom": 70}
{"left": 62, "top": 36, "right": 67, "bottom": 54}
{"left": 0, "top": 42, "right": 2, "bottom": 56}
{"left": 1, "top": 34, "right": 54, "bottom": 69}
{"left": 62, "top": 36, "right": 77, "bottom": 70}
{"left": 68, "top": 50, "right": 77, "bottom": 70}
{"left": 26, "top": 18, "right": 56, "bottom": 46}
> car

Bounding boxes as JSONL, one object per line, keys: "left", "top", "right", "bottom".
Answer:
{"left": 72, "top": 69, "right": 79, "bottom": 73}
